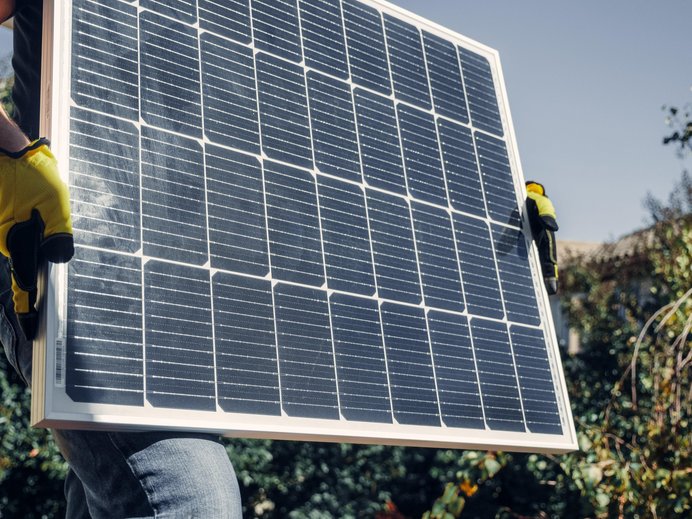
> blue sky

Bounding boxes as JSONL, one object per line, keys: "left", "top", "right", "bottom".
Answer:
{"left": 394, "top": 0, "right": 691, "bottom": 242}
{"left": 1, "top": 2, "right": 690, "bottom": 241}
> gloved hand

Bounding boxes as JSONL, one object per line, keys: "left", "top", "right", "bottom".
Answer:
{"left": 0, "top": 139, "right": 74, "bottom": 340}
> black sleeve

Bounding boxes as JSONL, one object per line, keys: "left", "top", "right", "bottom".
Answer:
{"left": 11, "top": 0, "right": 43, "bottom": 140}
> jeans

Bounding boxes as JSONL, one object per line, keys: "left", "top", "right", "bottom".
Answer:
{"left": 0, "top": 257, "right": 243, "bottom": 518}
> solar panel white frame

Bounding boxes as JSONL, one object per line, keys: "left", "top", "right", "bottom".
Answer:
{"left": 31, "top": 0, "right": 577, "bottom": 453}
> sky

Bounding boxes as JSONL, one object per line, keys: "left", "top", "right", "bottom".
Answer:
{"left": 1, "top": 2, "right": 691, "bottom": 242}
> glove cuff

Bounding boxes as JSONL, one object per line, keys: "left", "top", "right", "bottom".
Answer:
{"left": 0, "top": 138, "right": 51, "bottom": 159}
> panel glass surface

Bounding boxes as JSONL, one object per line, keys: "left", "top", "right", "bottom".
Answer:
{"left": 54, "top": 0, "right": 571, "bottom": 448}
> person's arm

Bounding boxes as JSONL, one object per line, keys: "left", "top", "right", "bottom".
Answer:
{"left": 0, "top": 110, "right": 73, "bottom": 340}
{"left": 0, "top": 104, "right": 30, "bottom": 152}
{"left": 0, "top": 0, "right": 14, "bottom": 23}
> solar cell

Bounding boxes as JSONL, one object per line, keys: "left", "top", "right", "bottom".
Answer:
{"left": 199, "top": 0, "right": 252, "bottom": 44}
{"left": 256, "top": 53, "right": 313, "bottom": 168}
{"left": 397, "top": 104, "right": 447, "bottom": 206}
{"left": 307, "top": 71, "right": 361, "bottom": 181}
{"left": 36, "top": 0, "right": 575, "bottom": 452}
{"left": 459, "top": 46, "right": 504, "bottom": 137}
{"left": 299, "top": 0, "right": 350, "bottom": 79}
{"left": 384, "top": 14, "right": 431, "bottom": 108}
{"left": 213, "top": 273, "right": 280, "bottom": 415}
{"left": 200, "top": 32, "right": 260, "bottom": 153}
{"left": 353, "top": 89, "right": 406, "bottom": 195}
{"left": 342, "top": 0, "right": 391, "bottom": 95}
{"left": 317, "top": 176, "right": 376, "bottom": 295}
{"left": 423, "top": 32, "right": 469, "bottom": 124}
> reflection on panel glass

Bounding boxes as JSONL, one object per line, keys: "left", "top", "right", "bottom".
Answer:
{"left": 67, "top": 248, "right": 143, "bottom": 406}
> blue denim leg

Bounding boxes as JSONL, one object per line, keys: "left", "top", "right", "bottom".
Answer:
{"left": 0, "top": 257, "right": 32, "bottom": 386}
{"left": 1, "top": 258, "right": 242, "bottom": 518}
{"left": 54, "top": 429, "right": 242, "bottom": 519}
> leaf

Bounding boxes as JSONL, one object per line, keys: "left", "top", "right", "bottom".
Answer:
{"left": 459, "top": 480, "right": 478, "bottom": 497}
{"left": 585, "top": 465, "right": 603, "bottom": 486}
{"left": 484, "top": 458, "right": 502, "bottom": 477}
{"left": 595, "top": 493, "right": 610, "bottom": 508}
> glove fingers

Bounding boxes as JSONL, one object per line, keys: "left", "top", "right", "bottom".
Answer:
{"left": 6, "top": 209, "right": 42, "bottom": 292}
{"left": 11, "top": 276, "right": 38, "bottom": 341}
{"left": 41, "top": 233, "right": 74, "bottom": 264}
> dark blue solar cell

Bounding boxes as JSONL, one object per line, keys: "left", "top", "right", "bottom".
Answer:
{"left": 459, "top": 47, "right": 504, "bottom": 137}
{"left": 354, "top": 89, "right": 406, "bottom": 195}
{"left": 300, "top": 0, "right": 349, "bottom": 78}
{"left": 274, "top": 283, "right": 339, "bottom": 419}
{"left": 437, "top": 119, "right": 487, "bottom": 218}
{"left": 144, "top": 261, "right": 216, "bottom": 411}
{"left": 492, "top": 225, "right": 541, "bottom": 325}
{"left": 140, "top": 127, "right": 208, "bottom": 265}
{"left": 201, "top": 32, "right": 260, "bottom": 154}
{"left": 397, "top": 104, "right": 447, "bottom": 206}
{"left": 470, "top": 318, "right": 525, "bottom": 432}
{"left": 475, "top": 133, "right": 521, "bottom": 226}
{"left": 411, "top": 203, "right": 464, "bottom": 312}
{"left": 383, "top": 15, "right": 431, "bottom": 109}
{"left": 213, "top": 273, "right": 280, "bottom": 415}
{"left": 66, "top": 248, "right": 143, "bottom": 406}
{"left": 366, "top": 190, "right": 422, "bottom": 305}
{"left": 342, "top": 0, "right": 390, "bottom": 95}
{"left": 317, "top": 176, "right": 375, "bottom": 296}
{"left": 199, "top": 0, "right": 251, "bottom": 44}
{"left": 381, "top": 303, "right": 440, "bottom": 426}
{"left": 264, "top": 161, "right": 324, "bottom": 287}
{"left": 252, "top": 0, "right": 302, "bottom": 63}
{"left": 206, "top": 145, "right": 269, "bottom": 276}
{"left": 427, "top": 312, "right": 484, "bottom": 429}
{"left": 139, "top": 10, "right": 202, "bottom": 137}
{"left": 510, "top": 325, "right": 562, "bottom": 435}
{"left": 71, "top": 0, "right": 139, "bottom": 121}
{"left": 330, "top": 294, "right": 392, "bottom": 423}
{"left": 423, "top": 32, "right": 469, "bottom": 124}
{"left": 141, "top": 0, "right": 197, "bottom": 23}
{"left": 307, "top": 71, "right": 361, "bottom": 182}
{"left": 453, "top": 214, "right": 504, "bottom": 320}
{"left": 256, "top": 53, "right": 313, "bottom": 169}
{"left": 69, "top": 108, "right": 141, "bottom": 254}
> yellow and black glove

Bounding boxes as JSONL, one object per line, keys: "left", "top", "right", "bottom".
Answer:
{"left": 526, "top": 181, "right": 559, "bottom": 295}
{"left": 0, "top": 139, "right": 74, "bottom": 340}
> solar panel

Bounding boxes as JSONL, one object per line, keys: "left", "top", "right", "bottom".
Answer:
{"left": 34, "top": 0, "right": 576, "bottom": 453}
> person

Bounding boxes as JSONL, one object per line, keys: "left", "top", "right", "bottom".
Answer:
{"left": 0, "top": 1, "right": 243, "bottom": 517}
{"left": 525, "top": 180, "right": 559, "bottom": 295}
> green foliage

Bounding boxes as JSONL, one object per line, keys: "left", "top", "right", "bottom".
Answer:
{"left": 0, "top": 74, "right": 13, "bottom": 117}
{"left": 226, "top": 440, "right": 466, "bottom": 518}
{"left": 0, "top": 355, "right": 68, "bottom": 519}
{"left": 555, "top": 204, "right": 691, "bottom": 518}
